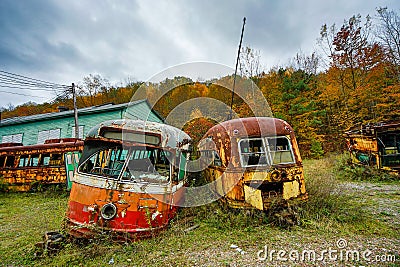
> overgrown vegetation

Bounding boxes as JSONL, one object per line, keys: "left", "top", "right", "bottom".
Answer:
{"left": 1, "top": 156, "right": 399, "bottom": 266}
{"left": 335, "top": 152, "right": 400, "bottom": 182}
{"left": 0, "top": 175, "right": 10, "bottom": 192}
{"left": 300, "top": 156, "right": 368, "bottom": 229}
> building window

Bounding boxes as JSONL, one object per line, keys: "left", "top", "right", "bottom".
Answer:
{"left": 37, "top": 129, "right": 61, "bottom": 144}
{"left": 2, "top": 133, "right": 23, "bottom": 144}
{"left": 71, "top": 126, "right": 84, "bottom": 139}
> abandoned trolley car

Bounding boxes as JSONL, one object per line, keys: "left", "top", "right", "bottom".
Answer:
{"left": 0, "top": 139, "right": 83, "bottom": 191}
{"left": 66, "top": 119, "right": 191, "bottom": 239}
{"left": 198, "top": 117, "right": 308, "bottom": 210}
{"left": 345, "top": 121, "right": 400, "bottom": 174}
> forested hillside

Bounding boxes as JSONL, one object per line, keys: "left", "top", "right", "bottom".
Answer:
{"left": 2, "top": 9, "right": 399, "bottom": 157}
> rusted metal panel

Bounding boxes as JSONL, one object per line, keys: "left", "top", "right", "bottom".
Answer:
{"left": 244, "top": 184, "right": 263, "bottom": 210}
{"left": 198, "top": 117, "right": 308, "bottom": 211}
{"left": 345, "top": 121, "right": 400, "bottom": 173}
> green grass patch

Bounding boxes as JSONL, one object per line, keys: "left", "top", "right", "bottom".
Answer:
{"left": 0, "top": 191, "right": 69, "bottom": 266}
{"left": 300, "top": 155, "right": 395, "bottom": 237}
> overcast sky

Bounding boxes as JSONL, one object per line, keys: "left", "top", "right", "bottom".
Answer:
{"left": 1, "top": 0, "right": 399, "bottom": 109}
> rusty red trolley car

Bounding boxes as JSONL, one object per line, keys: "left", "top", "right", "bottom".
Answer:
{"left": 344, "top": 121, "right": 400, "bottom": 174}
{"left": 198, "top": 117, "right": 308, "bottom": 210}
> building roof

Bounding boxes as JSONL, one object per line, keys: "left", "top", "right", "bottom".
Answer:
{"left": 0, "top": 100, "right": 164, "bottom": 126}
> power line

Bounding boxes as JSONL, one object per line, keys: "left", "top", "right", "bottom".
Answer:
{"left": 0, "top": 70, "right": 68, "bottom": 87}
{"left": 0, "top": 90, "right": 48, "bottom": 98}
{"left": 0, "top": 70, "right": 73, "bottom": 107}
{"left": 0, "top": 84, "right": 67, "bottom": 92}
{"left": 0, "top": 70, "right": 71, "bottom": 96}
{"left": 0, "top": 77, "right": 69, "bottom": 90}
{"left": 0, "top": 73, "right": 68, "bottom": 86}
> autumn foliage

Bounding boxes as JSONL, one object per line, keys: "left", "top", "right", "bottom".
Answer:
{"left": 2, "top": 10, "right": 399, "bottom": 158}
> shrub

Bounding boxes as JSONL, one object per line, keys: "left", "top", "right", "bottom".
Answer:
{"left": 299, "top": 156, "right": 364, "bottom": 225}
{"left": 335, "top": 152, "right": 399, "bottom": 182}
{"left": 310, "top": 139, "right": 324, "bottom": 159}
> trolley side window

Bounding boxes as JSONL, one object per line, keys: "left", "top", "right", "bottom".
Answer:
{"left": 174, "top": 152, "right": 187, "bottom": 182}
{"left": 5, "top": 156, "right": 15, "bottom": 167}
{"left": 29, "top": 155, "right": 40, "bottom": 167}
{"left": 49, "top": 154, "right": 63, "bottom": 166}
{"left": 0, "top": 156, "right": 5, "bottom": 168}
{"left": 42, "top": 155, "right": 51, "bottom": 166}
{"left": 239, "top": 139, "right": 268, "bottom": 167}
{"left": 200, "top": 150, "right": 222, "bottom": 167}
{"left": 18, "top": 155, "right": 40, "bottom": 167}
{"left": 19, "top": 156, "right": 29, "bottom": 167}
{"left": 379, "top": 133, "right": 400, "bottom": 167}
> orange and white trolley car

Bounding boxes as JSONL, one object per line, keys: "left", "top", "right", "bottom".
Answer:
{"left": 66, "top": 119, "right": 191, "bottom": 239}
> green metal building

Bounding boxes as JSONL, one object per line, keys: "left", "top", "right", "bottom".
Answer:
{"left": 0, "top": 100, "right": 164, "bottom": 145}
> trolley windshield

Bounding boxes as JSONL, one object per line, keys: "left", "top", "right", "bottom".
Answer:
{"left": 238, "top": 136, "right": 295, "bottom": 167}
{"left": 78, "top": 144, "right": 187, "bottom": 184}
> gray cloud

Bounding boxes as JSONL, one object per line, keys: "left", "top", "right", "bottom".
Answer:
{"left": 0, "top": 0, "right": 399, "bottom": 108}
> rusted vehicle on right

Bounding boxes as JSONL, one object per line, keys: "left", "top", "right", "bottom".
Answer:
{"left": 344, "top": 121, "right": 400, "bottom": 174}
{"left": 198, "top": 117, "right": 308, "bottom": 210}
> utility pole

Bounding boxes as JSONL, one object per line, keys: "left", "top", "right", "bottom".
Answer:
{"left": 228, "top": 17, "right": 246, "bottom": 120}
{"left": 72, "top": 83, "right": 79, "bottom": 139}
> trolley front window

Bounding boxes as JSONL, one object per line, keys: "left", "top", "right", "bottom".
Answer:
{"left": 79, "top": 145, "right": 175, "bottom": 184}
{"left": 239, "top": 136, "right": 295, "bottom": 167}
{"left": 79, "top": 146, "right": 129, "bottom": 178}
{"left": 239, "top": 139, "right": 268, "bottom": 166}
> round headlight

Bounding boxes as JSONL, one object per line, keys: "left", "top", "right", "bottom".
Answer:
{"left": 271, "top": 170, "right": 280, "bottom": 181}
{"left": 100, "top": 203, "right": 117, "bottom": 220}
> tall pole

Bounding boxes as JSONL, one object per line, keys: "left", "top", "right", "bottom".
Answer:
{"left": 72, "top": 83, "right": 79, "bottom": 139}
{"left": 228, "top": 17, "right": 246, "bottom": 120}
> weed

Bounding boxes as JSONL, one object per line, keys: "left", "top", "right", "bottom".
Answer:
{"left": 0, "top": 176, "right": 10, "bottom": 192}
{"left": 335, "top": 152, "right": 399, "bottom": 182}
{"left": 265, "top": 198, "right": 299, "bottom": 228}
{"left": 300, "top": 155, "right": 366, "bottom": 225}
